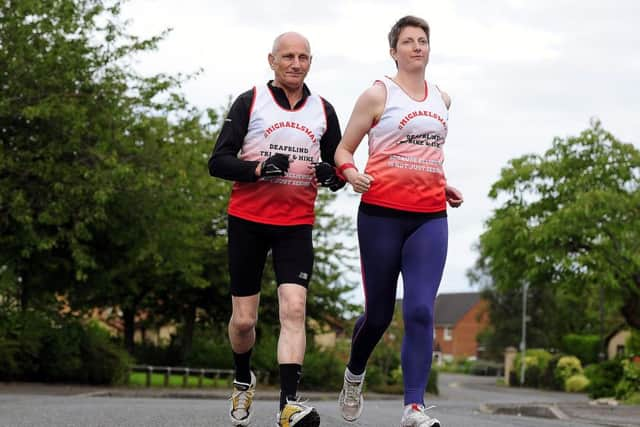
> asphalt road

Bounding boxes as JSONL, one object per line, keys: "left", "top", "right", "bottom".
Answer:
{"left": 0, "top": 374, "right": 637, "bottom": 427}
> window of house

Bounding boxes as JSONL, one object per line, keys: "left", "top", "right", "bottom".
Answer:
{"left": 444, "top": 327, "right": 453, "bottom": 341}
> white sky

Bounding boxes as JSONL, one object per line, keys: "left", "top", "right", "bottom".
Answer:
{"left": 121, "top": 0, "right": 639, "bottom": 302}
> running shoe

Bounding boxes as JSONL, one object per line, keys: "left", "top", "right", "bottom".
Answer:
{"left": 229, "top": 371, "right": 256, "bottom": 426}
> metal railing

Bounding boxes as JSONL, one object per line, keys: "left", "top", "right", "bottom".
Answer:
{"left": 128, "top": 365, "right": 269, "bottom": 388}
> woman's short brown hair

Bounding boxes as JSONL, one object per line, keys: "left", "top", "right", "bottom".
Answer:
{"left": 388, "top": 15, "right": 430, "bottom": 49}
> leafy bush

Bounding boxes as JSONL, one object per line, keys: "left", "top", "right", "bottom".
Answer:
{"left": 561, "top": 334, "right": 600, "bottom": 365}
{"left": 0, "top": 312, "right": 130, "bottom": 385}
{"left": 555, "top": 356, "right": 583, "bottom": 385}
{"left": 512, "top": 349, "right": 552, "bottom": 387}
{"left": 585, "top": 359, "right": 624, "bottom": 399}
{"left": 626, "top": 330, "right": 640, "bottom": 357}
{"left": 565, "top": 374, "right": 590, "bottom": 392}
{"left": 427, "top": 369, "right": 439, "bottom": 395}
{"left": 540, "top": 354, "right": 566, "bottom": 390}
{"left": 184, "top": 334, "right": 233, "bottom": 370}
{"left": 524, "top": 364, "right": 542, "bottom": 388}
{"left": 81, "top": 322, "right": 131, "bottom": 384}
{"left": 300, "top": 346, "right": 343, "bottom": 390}
{"left": 39, "top": 322, "right": 84, "bottom": 382}
{"left": 614, "top": 359, "right": 640, "bottom": 401}
{"left": 514, "top": 349, "right": 553, "bottom": 374}
{"left": 251, "top": 330, "right": 279, "bottom": 384}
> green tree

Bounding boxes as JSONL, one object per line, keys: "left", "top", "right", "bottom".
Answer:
{"left": 1, "top": 0, "right": 358, "bottom": 363}
{"left": 0, "top": 0, "right": 231, "bottom": 354}
{"left": 472, "top": 120, "right": 640, "bottom": 337}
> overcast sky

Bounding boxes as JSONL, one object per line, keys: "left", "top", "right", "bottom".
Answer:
{"left": 121, "top": 0, "right": 639, "bottom": 301}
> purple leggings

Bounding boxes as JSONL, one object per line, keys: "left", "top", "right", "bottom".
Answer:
{"left": 348, "top": 208, "right": 448, "bottom": 405}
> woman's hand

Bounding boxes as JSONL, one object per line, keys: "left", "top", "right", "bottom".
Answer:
{"left": 344, "top": 169, "right": 374, "bottom": 193}
{"left": 445, "top": 185, "right": 463, "bottom": 207}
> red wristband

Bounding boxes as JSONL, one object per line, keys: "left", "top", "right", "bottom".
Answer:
{"left": 337, "top": 163, "right": 357, "bottom": 180}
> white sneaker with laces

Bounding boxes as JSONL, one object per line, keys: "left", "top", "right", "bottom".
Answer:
{"left": 400, "top": 403, "right": 441, "bottom": 427}
{"left": 276, "top": 397, "right": 320, "bottom": 427}
{"left": 229, "top": 371, "right": 256, "bottom": 426}
{"left": 338, "top": 368, "right": 365, "bottom": 422}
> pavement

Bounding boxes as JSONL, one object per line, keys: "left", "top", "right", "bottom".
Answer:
{"left": 1, "top": 374, "right": 638, "bottom": 427}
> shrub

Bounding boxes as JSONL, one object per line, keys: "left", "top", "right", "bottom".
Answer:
{"left": 512, "top": 349, "right": 552, "bottom": 387}
{"left": 81, "top": 322, "right": 131, "bottom": 384}
{"left": 541, "top": 354, "right": 566, "bottom": 390}
{"left": 514, "top": 349, "right": 553, "bottom": 374}
{"left": 585, "top": 359, "right": 624, "bottom": 399}
{"left": 565, "top": 374, "right": 590, "bottom": 392}
{"left": 39, "top": 321, "right": 84, "bottom": 382}
{"left": 300, "top": 347, "right": 343, "bottom": 391}
{"left": 524, "top": 364, "right": 542, "bottom": 388}
{"left": 427, "top": 369, "right": 439, "bottom": 395}
{"left": 184, "top": 335, "right": 232, "bottom": 370}
{"left": 614, "top": 359, "right": 640, "bottom": 401}
{"left": 626, "top": 330, "right": 640, "bottom": 357}
{"left": 555, "top": 356, "right": 583, "bottom": 385}
{"left": 251, "top": 329, "right": 278, "bottom": 384}
{"left": 561, "top": 334, "right": 600, "bottom": 365}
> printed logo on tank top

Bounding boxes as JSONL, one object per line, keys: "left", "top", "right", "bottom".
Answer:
{"left": 362, "top": 77, "right": 448, "bottom": 213}
{"left": 398, "top": 110, "right": 447, "bottom": 131}
{"left": 227, "top": 84, "right": 327, "bottom": 225}
{"left": 264, "top": 121, "right": 318, "bottom": 145}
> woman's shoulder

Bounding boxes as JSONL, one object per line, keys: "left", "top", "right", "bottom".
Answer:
{"left": 435, "top": 84, "right": 451, "bottom": 109}
{"left": 360, "top": 80, "right": 387, "bottom": 105}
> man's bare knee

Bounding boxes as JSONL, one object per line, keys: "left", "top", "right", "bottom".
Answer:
{"left": 230, "top": 315, "right": 257, "bottom": 334}
{"left": 279, "top": 298, "right": 306, "bottom": 326}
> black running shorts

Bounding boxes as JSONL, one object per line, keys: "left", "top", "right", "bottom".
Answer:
{"left": 227, "top": 215, "right": 314, "bottom": 297}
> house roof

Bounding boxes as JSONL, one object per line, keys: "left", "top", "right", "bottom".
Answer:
{"left": 434, "top": 292, "right": 481, "bottom": 326}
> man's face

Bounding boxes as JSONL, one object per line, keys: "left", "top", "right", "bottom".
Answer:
{"left": 269, "top": 34, "right": 312, "bottom": 91}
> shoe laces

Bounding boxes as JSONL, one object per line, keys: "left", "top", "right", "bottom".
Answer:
{"left": 408, "top": 404, "right": 437, "bottom": 421}
{"left": 344, "top": 379, "right": 362, "bottom": 403}
{"left": 230, "top": 385, "right": 255, "bottom": 409}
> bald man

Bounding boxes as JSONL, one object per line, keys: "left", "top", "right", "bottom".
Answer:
{"left": 209, "top": 32, "right": 343, "bottom": 427}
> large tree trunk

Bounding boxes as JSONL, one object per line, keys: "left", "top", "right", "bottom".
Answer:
{"left": 123, "top": 306, "right": 136, "bottom": 354}
{"left": 181, "top": 304, "right": 197, "bottom": 364}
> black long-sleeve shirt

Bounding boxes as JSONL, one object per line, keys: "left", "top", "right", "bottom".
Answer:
{"left": 208, "top": 81, "right": 341, "bottom": 182}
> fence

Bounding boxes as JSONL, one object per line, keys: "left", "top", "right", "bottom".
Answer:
{"left": 128, "top": 365, "right": 269, "bottom": 388}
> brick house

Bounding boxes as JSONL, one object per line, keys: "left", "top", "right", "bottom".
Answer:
{"left": 433, "top": 292, "right": 489, "bottom": 363}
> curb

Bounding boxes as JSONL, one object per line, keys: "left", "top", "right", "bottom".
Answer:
{"left": 480, "top": 403, "right": 569, "bottom": 420}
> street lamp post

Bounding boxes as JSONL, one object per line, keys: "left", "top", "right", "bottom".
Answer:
{"left": 520, "top": 281, "right": 530, "bottom": 386}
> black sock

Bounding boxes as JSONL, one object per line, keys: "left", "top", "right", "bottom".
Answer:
{"left": 233, "top": 349, "right": 252, "bottom": 384}
{"left": 279, "top": 363, "right": 302, "bottom": 410}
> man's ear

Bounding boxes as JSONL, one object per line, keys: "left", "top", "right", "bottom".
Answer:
{"left": 268, "top": 53, "right": 275, "bottom": 69}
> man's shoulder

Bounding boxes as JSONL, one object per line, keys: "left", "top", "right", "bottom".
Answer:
{"left": 316, "top": 95, "right": 337, "bottom": 115}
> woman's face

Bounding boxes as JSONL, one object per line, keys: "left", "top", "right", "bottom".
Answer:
{"left": 391, "top": 26, "right": 430, "bottom": 71}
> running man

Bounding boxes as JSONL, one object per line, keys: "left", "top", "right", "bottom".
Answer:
{"left": 209, "top": 31, "right": 343, "bottom": 427}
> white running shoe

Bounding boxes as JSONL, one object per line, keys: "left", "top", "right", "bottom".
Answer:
{"left": 229, "top": 371, "right": 256, "bottom": 426}
{"left": 338, "top": 368, "right": 365, "bottom": 422}
{"left": 276, "top": 397, "right": 320, "bottom": 427}
{"left": 400, "top": 404, "right": 441, "bottom": 427}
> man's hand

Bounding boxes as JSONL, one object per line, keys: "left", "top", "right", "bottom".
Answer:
{"left": 260, "top": 153, "right": 290, "bottom": 177}
{"left": 313, "top": 162, "right": 345, "bottom": 191}
{"left": 445, "top": 185, "right": 464, "bottom": 208}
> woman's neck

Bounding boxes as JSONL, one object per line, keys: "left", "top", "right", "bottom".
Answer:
{"left": 392, "top": 70, "right": 426, "bottom": 99}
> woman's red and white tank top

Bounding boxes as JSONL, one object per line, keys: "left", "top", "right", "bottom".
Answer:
{"left": 362, "top": 77, "right": 448, "bottom": 213}
{"left": 227, "top": 84, "right": 326, "bottom": 225}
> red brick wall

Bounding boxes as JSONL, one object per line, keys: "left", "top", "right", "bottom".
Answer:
{"left": 434, "top": 300, "right": 489, "bottom": 358}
